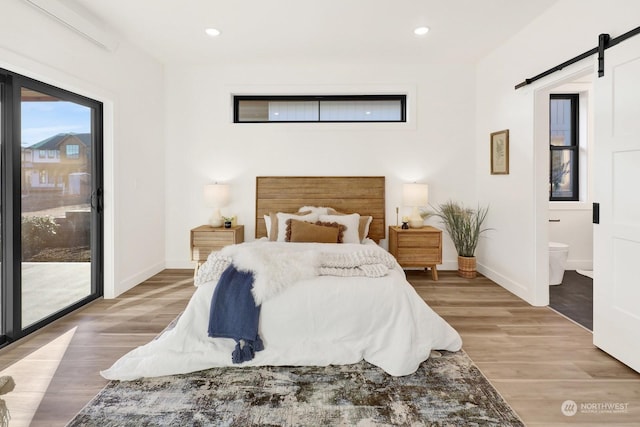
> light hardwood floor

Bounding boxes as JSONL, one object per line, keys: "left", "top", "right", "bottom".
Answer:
{"left": 0, "top": 269, "right": 638, "bottom": 426}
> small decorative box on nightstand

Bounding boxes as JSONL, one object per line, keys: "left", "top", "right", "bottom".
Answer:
{"left": 190, "top": 225, "right": 244, "bottom": 273}
{"left": 388, "top": 225, "right": 442, "bottom": 280}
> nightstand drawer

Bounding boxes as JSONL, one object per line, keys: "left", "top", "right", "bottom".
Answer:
{"left": 191, "top": 244, "right": 228, "bottom": 261}
{"left": 397, "top": 233, "right": 440, "bottom": 248}
{"left": 192, "top": 231, "right": 237, "bottom": 245}
{"left": 396, "top": 247, "right": 441, "bottom": 265}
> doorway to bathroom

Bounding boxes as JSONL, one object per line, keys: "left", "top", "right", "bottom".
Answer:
{"left": 533, "top": 35, "right": 640, "bottom": 373}
{"left": 539, "top": 69, "right": 595, "bottom": 331}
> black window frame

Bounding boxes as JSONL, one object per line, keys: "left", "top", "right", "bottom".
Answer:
{"left": 233, "top": 95, "right": 407, "bottom": 123}
{"left": 549, "top": 94, "right": 579, "bottom": 202}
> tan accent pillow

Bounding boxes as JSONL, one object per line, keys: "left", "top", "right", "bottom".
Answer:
{"left": 327, "top": 208, "right": 373, "bottom": 242}
{"left": 285, "top": 219, "right": 346, "bottom": 243}
{"left": 269, "top": 210, "right": 312, "bottom": 241}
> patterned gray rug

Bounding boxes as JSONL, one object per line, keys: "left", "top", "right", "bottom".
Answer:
{"left": 67, "top": 350, "right": 523, "bottom": 426}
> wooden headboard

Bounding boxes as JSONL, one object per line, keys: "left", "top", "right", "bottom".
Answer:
{"left": 255, "top": 176, "right": 386, "bottom": 242}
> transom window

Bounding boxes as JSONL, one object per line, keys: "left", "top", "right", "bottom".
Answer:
{"left": 234, "top": 95, "right": 406, "bottom": 123}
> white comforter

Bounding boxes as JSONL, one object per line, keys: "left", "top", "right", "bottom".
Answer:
{"left": 101, "top": 240, "right": 462, "bottom": 380}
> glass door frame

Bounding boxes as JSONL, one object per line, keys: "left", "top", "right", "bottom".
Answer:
{"left": 0, "top": 68, "right": 103, "bottom": 346}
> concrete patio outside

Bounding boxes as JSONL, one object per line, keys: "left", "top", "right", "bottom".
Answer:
{"left": 22, "top": 262, "right": 91, "bottom": 327}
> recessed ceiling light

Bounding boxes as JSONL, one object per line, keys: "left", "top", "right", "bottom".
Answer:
{"left": 414, "top": 26, "right": 430, "bottom": 36}
{"left": 205, "top": 28, "right": 221, "bottom": 37}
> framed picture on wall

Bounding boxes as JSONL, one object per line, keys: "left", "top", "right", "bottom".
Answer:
{"left": 490, "top": 129, "right": 509, "bottom": 175}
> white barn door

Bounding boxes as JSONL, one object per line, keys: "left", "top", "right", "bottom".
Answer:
{"left": 593, "top": 35, "right": 640, "bottom": 373}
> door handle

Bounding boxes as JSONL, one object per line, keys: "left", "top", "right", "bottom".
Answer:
{"left": 593, "top": 202, "right": 600, "bottom": 224}
{"left": 91, "top": 188, "right": 103, "bottom": 213}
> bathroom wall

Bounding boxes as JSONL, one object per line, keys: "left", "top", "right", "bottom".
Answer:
{"left": 549, "top": 204, "right": 593, "bottom": 270}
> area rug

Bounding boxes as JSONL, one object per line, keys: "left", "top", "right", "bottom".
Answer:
{"left": 67, "top": 350, "right": 523, "bottom": 426}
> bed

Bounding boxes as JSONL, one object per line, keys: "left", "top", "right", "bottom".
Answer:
{"left": 101, "top": 176, "right": 461, "bottom": 381}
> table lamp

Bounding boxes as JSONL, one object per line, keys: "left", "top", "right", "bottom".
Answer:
{"left": 203, "top": 183, "right": 230, "bottom": 227}
{"left": 403, "top": 183, "right": 428, "bottom": 228}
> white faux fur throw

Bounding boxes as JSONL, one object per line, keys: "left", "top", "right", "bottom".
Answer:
{"left": 194, "top": 241, "right": 396, "bottom": 305}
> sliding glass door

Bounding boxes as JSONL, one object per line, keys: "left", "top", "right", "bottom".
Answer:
{"left": 1, "top": 69, "right": 102, "bottom": 344}
{"left": 0, "top": 78, "right": 4, "bottom": 339}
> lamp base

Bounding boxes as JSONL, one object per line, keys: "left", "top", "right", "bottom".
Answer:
{"left": 209, "top": 218, "right": 223, "bottom": 227}
{"left": 409, "top": 219, "right": 424, "bottom": 228}
{"left": 409, "top": 207, "right": 424, "bottom": 228}
{"left": 209, "top": 208, "right": 223, "bottom": 227}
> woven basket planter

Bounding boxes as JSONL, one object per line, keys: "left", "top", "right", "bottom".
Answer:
{"left": 457, "top": 256, "right": 477, "bottom": 279}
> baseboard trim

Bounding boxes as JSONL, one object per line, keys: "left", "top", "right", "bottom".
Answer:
{"left": 109, "top": 261, "right": 165, "bottom": 299}
{"left": 165, "top": 259, "right": 197, "bottom": 270}
{"left": 477, "top": 263, "right": 537, "bottom": 305}
{"left": 565, "top": 260, "right": 593, "bottom": 270}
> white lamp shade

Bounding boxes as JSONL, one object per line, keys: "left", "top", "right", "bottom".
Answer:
{"left": 403, "top": 183, "right": 428, "bottom": 207}
{"left": 203, "top": 183, "right": 230, "bottom": 207}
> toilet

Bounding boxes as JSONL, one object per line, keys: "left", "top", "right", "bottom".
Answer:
{"left": 549, "top": 242, "right": 569, "bottom": 285}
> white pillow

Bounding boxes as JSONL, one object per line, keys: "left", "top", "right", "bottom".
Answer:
{"left": 276, "top": 212, "right": 318, "bottom": 241}
{"left": 319, "top": 213, "right": 361, "bottom": 244}
{"left": 298, "top": 206, "right": 332, "bottom": 216}
{"left": 264, "top": 214, "right": 271, "bottom": 239}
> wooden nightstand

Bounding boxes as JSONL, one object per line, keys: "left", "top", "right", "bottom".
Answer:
{"left": 388, "top": 226, "right": 442, "bottom": 280}
{"left": 190, "top": 225, "right": 244, "bottom": 274}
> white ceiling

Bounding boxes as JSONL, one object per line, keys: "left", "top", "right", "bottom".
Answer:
{"left": 66, "top": 0, "right": 559, "bottom": 65}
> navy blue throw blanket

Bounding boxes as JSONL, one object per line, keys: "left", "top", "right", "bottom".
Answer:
{"left": 208, "top": 264, "right": 264, "bottom": 364}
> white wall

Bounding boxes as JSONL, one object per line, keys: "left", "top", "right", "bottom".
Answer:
{"left": 0, "top": 0, "right": 165, "bottom": 297}
{"left": 475, "top": 0, "right": 640, "bottom": 305}
{"left": 165, "top": 62, "right": 477, "bottom": 268}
